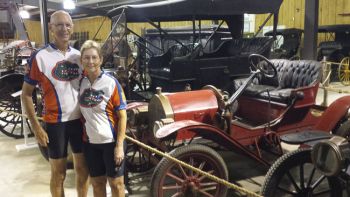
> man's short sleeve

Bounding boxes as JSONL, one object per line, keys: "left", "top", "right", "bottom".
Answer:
{"left": 24, "top": 54, "right": 41, "bottom": 86}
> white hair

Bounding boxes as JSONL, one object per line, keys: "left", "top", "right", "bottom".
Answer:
{"left": 50, "top": 10, "right": 73, "bottom": 24}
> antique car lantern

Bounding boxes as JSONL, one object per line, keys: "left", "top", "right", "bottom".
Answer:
{"left": 312, "top": 136, "right": 350, "bottom": 176}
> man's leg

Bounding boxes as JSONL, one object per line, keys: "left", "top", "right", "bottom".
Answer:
{"left": 69, "top": 120, "right": 89, "bottom": 197}
{"left": 49, "top": 158, "right": 67, "bottom": 197}
{"left": 108, "top": 176, "right": 125, "bottom": 197}
{"left": 72, "top": 153, "right": 89, "bottom": 197}
{"left": 91, "top": 176, "right": 107, "bottom": 196}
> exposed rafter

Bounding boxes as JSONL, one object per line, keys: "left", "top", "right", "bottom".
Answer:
{"left": 13, "top": 0, "right": 107, "bottom": 20}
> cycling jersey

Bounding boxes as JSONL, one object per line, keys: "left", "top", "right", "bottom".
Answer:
{"left": 79, "top": 71, "right": 127, "bottom": 144}
{"left": 24, "top": 43, "right": 82, "bottom": 123}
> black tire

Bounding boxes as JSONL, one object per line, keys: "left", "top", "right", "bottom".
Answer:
{"left": 261, "top": 149, "right": 342, "bottom": 197}
{"left": 0, "top": 76, "right": 34, "bottom": 138}
{"left": 150, "top": 144, "right": 228, "bottom": 197}
{"left": 335, "top": 119, "right": 350, "bottom": 138}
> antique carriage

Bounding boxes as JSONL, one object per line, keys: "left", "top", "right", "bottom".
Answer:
{"left": 0, "top": 40, "right": 38, "bottom": 138}
{"left": 317, "top": 24, "right": 350, "bottom": 83}
{"left": 265, "top": 28, "right": 303, "bottom": 60}
{"left": 104, "top": 0, "right": 282, "bottom": 97}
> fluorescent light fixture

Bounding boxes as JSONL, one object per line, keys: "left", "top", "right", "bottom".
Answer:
{"left": 63, "top": 0, "right": 76, "bottom": 10}
{"left": 19, "top": 10, "right": 30, "bottom": 19}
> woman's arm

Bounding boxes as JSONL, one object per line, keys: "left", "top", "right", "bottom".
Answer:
{"left": 114, "top": 109, "right": 127, "bottom": 165}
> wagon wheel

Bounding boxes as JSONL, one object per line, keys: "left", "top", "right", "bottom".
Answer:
{"left": 0, "top": 77, "right": 36, "bottom": 138}
{"left": 125, "top": 127, "right": 154, "bottom": 172}
{"left": 261, "top": 148, "right": 342, "bottom": 197}
{"left": 338, "top": 57, "right": 350, "bottom": 86}
{"left": 151, "top": 144, "right": 228, "bottom": 197}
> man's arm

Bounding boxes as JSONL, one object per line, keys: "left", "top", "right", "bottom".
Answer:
{"left": 22, "top": 82, "right": 49, "bottom": 146}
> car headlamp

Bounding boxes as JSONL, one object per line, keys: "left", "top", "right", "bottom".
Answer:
{"left": 311, "top": 136, "right": 350, "bottom": 176}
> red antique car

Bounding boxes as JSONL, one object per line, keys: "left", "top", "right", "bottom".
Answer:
{"left": 126, "top": 54, "right": 350, "bottom": 197}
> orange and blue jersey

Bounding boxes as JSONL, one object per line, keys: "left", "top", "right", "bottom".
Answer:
{"left": 24, "top": 43, "right": 82, "bottom": 123}
{"left": 79, "top": 71, "right": 127, "bottom": 144}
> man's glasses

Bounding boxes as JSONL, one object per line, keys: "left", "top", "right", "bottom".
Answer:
{"left": 53, "top": 23, "right": 73, "bottom": 30}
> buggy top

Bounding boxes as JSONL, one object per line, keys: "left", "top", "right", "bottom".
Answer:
{"left": 264, "top": 28, "right": 303, "bottom": 37}
{"left": 107, "top": 0, "right": 283, "bottom": 37}
{"left": 107, "top": 0, "right": 283, "bottom": 21}
{"left": 318, "top": 24, "right": 350, "bottom": 33}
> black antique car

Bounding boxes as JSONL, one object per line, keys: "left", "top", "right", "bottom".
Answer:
{"left": 265, "top": 28, "right": 303, "bottom": 59}
{"left": 317, "top": 24, "right": 350, "bottom": 82}
{"left": 104, "top": 0, "right": 283, "bottom": 97}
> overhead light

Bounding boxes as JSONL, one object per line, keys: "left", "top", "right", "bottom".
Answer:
{"left": 19, "top": 10, "right": 30, "bottom": 19}
{"left": 63, "top": 0, "right": 76, "bottom": 10}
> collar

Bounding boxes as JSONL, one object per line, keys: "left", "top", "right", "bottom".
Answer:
{"left": 82, "top": 70, "right": 104, "bottom": 79}
{"left": 49, "top": 43, "right": 71, "bottom": 52}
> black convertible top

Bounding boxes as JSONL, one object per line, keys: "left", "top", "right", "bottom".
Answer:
{"left": 264, "top": 28, "right": 303, "bottom": 36}
{"left": 107, "top": 0, "right": 283, "bottom": 22}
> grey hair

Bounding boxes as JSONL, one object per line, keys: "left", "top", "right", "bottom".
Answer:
{"left": 50, "top": 10, "right": 73, "bottom": 24}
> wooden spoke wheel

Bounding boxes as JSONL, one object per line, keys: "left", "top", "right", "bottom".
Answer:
{"left": 0, "top": 76, "right": 36, "bottom": 138}
{"left": 151, "top": 144, "right": 228, "bottom": 197}
{"left": 261, "top": 149, "right": 342, "bottom": 197}
{"left": 125, "top": 127, "right": 154, "bottom": 172}
{"left": 338, "top": 57, "right": 350, "bottom": 86}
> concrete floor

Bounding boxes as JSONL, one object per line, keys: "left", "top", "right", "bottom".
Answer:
{"left": 0, "top": 82, "right": 349, "bottom": 197}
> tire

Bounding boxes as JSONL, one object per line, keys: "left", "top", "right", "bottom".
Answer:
{"left": 261, "top": 149, "right": 342, "bottom": 197}
{"left": 335, "top": 119, "right": 350, "bottom": 138}
{"left": 150, "top": 144, "right": 228, "bottom": 197}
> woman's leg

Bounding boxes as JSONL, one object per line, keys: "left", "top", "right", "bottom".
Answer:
{"left": 108, "top": 176, "right": 125, "bottom": 197}
{"left": 91, "top": 176, "right": 107, "bottom": 197}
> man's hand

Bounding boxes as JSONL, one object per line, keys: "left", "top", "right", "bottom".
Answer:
{"left": 114, "top": 145, "right": 124, "bottom": 166}
{"left": 33, "top": 125, "right": 49, "bottom": 147}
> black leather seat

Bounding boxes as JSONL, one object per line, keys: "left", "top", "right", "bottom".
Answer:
{"left": 235, "top": 59, "right": 322, "bottom": 104}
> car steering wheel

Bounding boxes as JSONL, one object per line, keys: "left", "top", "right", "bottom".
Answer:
{"left": 248, "top": 54, "right": 277, "bottom": 78}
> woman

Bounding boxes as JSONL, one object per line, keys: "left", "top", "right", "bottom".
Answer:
{"left": 79, "top": 40, "right": 127, "bottom": 197}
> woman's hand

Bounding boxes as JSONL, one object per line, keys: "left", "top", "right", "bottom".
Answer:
{"left": 114, "top": 145, "right": 124, "bottom": 166}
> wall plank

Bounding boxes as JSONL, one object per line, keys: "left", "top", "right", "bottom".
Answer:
{"left": 256, "top": 0, "right": 350, "bottom": 43}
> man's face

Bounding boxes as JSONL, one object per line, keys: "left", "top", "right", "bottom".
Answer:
{"left": 49, "top": 13, "right": 73, "bottom": 43}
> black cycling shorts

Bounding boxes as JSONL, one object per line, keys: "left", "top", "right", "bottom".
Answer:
{"left": 83, "top": 141, "right": 126, "bottom": 178}
{"left": 44, "top": 119, "right": 84, "bottom": 159}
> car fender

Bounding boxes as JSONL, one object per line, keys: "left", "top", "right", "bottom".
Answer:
{"left": 126, "top": 102, "right": 148, "bottom": 110}
{"left": 314, "top": 95, "right": 350, "bottom": 131}
{"left": 156, "top": 120, "right": 270, "bottom": 166}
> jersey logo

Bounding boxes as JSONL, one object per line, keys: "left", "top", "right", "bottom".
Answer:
{"left": 52, "top": 61, "right": 80, "bottom": 81}
{"left": 79, "top": 88, "right": 104, "bottom": 108}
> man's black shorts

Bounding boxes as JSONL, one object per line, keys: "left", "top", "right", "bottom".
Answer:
{"left": 44, "top": 119, "right": 84, "bottom": 159}
{"left": 83, "top": 141, "right": 126, "bottom": 178}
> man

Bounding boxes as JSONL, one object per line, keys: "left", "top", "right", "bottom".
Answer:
{"left": 22, "top": 10, "right": 89, "bottom": 197}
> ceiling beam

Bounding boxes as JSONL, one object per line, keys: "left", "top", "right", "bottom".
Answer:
{"left": 13, "top": 0, "right": 107, "bottom": 16}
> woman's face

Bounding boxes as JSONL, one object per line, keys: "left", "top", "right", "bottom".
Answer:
{"left": 81, "top": 48, "right": 102, "bottom": 74}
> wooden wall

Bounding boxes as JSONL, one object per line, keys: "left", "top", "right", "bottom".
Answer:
{"left": 23, "top": 17, "right": 212, "bottom": 47}
{"left": 255, "top": 0, "right": 350, "bottom": 42}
